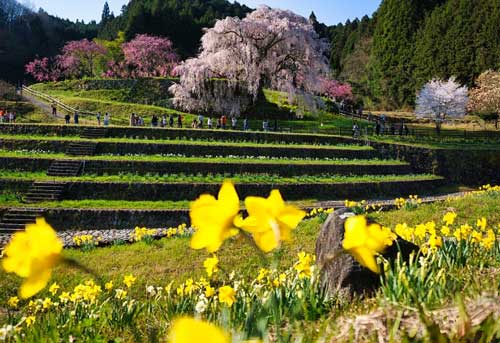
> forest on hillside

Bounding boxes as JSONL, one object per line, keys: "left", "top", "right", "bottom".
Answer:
{"left": 1, "top": 0, "right": 500, "bottom": 110}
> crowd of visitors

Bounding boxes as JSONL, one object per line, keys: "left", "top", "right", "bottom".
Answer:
{"left": 0, "top": 109, "right": 16, "bottom": 123}
{"left": 124, "top": 113, "right": 282, "bottom": 132}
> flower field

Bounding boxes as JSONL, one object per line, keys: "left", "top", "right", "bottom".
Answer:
{"left": 1, "top": 185, "right": 500, "bottom": 342}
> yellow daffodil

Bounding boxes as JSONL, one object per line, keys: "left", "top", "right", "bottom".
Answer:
{"left": 7, "top": 296, "right": 19, "bottom": 308}
{"left": 115, "top": 289, "right": 127, "bottom": 300}
{"left": 42, "top": 297, "right": 53, "bottom": 309}
{"left": 1, "top": 218, "right": 63, "bottom": 299}
{"left": 190, "top": 181, "right": 240, "bottom": 252}
{"left": 203, "top": 255, "right": 219, "bottom": 277}
{"left": 48, "top": 282, "right": 60, "bottom": 296}
{"left": 123, "top": 274, "right": 136, "bottom": 288}
{"left": 25, "top": 316, "right": 36, "bottom": 327}
{"left": 168, "top": 317, "right": 229, "bottom": 343}
{"left": 105, "top": 281, "right": 114, "bottom": 291}
{"left": 342, "top": 216, "right": 395, "bottom": 274}
{"left": 294, "top": 252, "right": 314, "bottom": 279}
{"left": 205, "top": 285, "right": 215, "bottom": 298}
{"left": 476, "top": 217, "right": 487, "bottom": 231}
{"left": 237, "top": 190, "right": 306, "bottom": 252}
{"left": 442, "top": 212, "right": 457, "bottom": 226}
{"left": 218, "top": 285, "right": 236, "bottom": 307}
{"left": 59, "top": 291, "right": 71, "bottom": 304}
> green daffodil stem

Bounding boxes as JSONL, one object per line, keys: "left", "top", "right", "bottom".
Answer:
{"left": 240, "top": 231, "right": 269, "bottom": 264}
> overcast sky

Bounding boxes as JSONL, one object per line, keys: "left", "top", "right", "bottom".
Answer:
{"left": 28, "top": 0, "right": 381, "bottom": 25}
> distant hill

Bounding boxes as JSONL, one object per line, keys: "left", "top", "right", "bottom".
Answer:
{"left": 99, "top": 0, "right": 252, "bottom": 57}
{"left": 2, "top": 0, "right": 499, "bottom": 111}
{"left": 0, "top": 0, "right": 98, "bottom": 82}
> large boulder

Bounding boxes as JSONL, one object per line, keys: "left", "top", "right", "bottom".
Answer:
{"left": 315, "top": 209, "right": 418, "bottom": 298}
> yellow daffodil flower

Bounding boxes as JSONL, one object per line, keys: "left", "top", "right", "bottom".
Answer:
{"left": 237, "top": 190, "right": 306, "bottom": 252}
{"left": 168, "top": 317, "right": 229, "bottom": 343}
{"left": 48, "top": 282, "right": 60, "bottom": 296}
{"left": 218, "top": 285, "right": 236, "bottom": 307}
{"left": 2, "top": 218, "right": 63, "bottom": 299}
{"left": 105, "top": 281, "right": 114, "bottom": 291}
{"left": 190, "top": 181, "right": 240, "bottom": 252}
{"left": 342, "top": 216, "right": 395, "bottom": 274}
{"left": 442, "top": 212, "right": 457, "bottom": 226}
{"left": 25, "top": 316, "right": 36, "bottom": 327}
{"left": 203, "top": 255, "right": 219, "bottom": 277}
{"left": 123, "top": 274, "right": 136, "bottom": 288}
{"left": 7, "top": 296, "right": 19, "bottom": 308}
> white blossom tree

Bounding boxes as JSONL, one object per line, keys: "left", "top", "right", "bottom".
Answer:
{"left": 169, "top": 6, "right": 330, "bottom": 116}
{"left": 415, "top": 77, "right": 468, "bottom": 134}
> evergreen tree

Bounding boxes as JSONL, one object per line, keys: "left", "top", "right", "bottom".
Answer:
{"left": 101, "top": 2, "right": 111, "bottom": 25}
{"left": 369, "top": 0, "right": 444, "bottom": 109}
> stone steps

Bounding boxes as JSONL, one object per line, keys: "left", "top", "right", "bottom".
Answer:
{"left": 23, "top": 181, "right": 66, "bottom": 203}
{"left": 67, "top": 141, "right": 97, "bottom": 156}
{"left": 47, "top": 160, "right": 82, "bottom": 177}
{"left": 0, "top": 209, "right": 44, "bottom": 233}
{"left": 81, "top": 127, "right": 107, "bottom": 140}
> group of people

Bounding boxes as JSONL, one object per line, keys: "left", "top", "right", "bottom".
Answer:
{"left": 0, "top": 109, "right": 16, "bottom": 123}
{"left": 373, "top": 116, "right": 409, "bottom": 136}
{"left": 130, "top": 113, "right": 183, "bottom": 128}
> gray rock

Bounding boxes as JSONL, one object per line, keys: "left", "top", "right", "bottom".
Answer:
{"left": 315, "top": 209, "right": 418, "bottom": 298}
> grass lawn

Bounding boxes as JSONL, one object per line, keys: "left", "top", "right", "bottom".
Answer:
{"left": 0, "top": 170, "right": 439, "bottom": 185}
{"left": 0, "top": 149, "right": 405, "bottom": 165}
{"left": 0, "top": 189, "right": 499, "bottom": 342}
{"left": 0, "top": 133, "right": 371, "bottom": 150}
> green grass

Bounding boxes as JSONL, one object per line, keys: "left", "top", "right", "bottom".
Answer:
{"left": 369, "top": 134, "right": 500, "bottom": 150}
{"left": 0, "top": 133, "right": 372, "bottom": 150}
{"left": 0, "top": 149, "right": 405, "bottom": 165}
{"left": 0, "top": 170, "right": 440, "bottom": 185}
{"left": 1, "top": 190, "right": 499, "bottom": 341}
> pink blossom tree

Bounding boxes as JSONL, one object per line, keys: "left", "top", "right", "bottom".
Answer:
{"left": 468, "top": 70, "right": 500, "bottom": 116}
{"left": 321, "top": 78, "right": 353, "bottom": 102}
{"left": 58, "top": 39, "right": 108, "bottom": 78}
{"left": 415, "top": 77, "right": 468, "bottom": 134}
{"left": 25, "top": 57, "right": 61, "bottom": 82}
{"left": 120, "top": 34, "right": 179, "bottom": 78}
{"left": 170, "top": 6, "right": 330, "bottom": 116}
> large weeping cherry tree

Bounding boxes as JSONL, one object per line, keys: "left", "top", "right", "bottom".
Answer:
{"left": 169, "top": 6, "right": 330, "bottom": 116}
{"left": 415, "top": 77, "right": 468, "bottom": 134}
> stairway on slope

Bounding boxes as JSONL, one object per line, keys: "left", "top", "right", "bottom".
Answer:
{"left": 23, "top": 181, "right": 66, "bottom": 203}
{"left": 0, "top": 209, "right": 45, "bottom": 233}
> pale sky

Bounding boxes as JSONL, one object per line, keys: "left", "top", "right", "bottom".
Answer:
{"left": 28, "top": 0, "right": 381, "bottom": 25}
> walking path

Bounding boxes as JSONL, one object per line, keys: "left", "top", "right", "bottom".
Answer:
{"left": 0, "top": 191, "right": 470, "bottom": 249}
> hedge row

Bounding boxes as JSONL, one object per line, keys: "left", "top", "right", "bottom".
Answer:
{"left": 0, "top": 138, "right": 377, "bottom": 159}
{"left": 0, "top": 157, "right": 412, "bottom": 177}
{"left": 0, "top": 123, "right": 358, "bottom": 145}
{"left": 59, "top": 178, "right": 445, "bottom": 201}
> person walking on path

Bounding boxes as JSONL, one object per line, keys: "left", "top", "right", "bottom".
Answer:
{"left": 104, "top": 113, "right": 110, "bottom": 126}
{"left": 169, "top": 114, "right": 174, "bottom": 127}
{"left": 207, "top": 117, "right": 213, "bottom": 129}
{"left": 74, "top": 109, "right": 79, "bottom": 125}
{"left": 51, "top": 102, "right": 57, "bottom": 117}
{"left": 243, "top": 118, "right": 249, "bottom": 131}
{"left": 221, "top": 115, "right": 227, "bottom": 129}
{"left": 231, "top": 116, "right": 237, "bottom": 130}
{"left": 177, "top": 114, "right": 183, "bottom": 128}
{"left": 96, "top": 112, "right": 101, "bottom": 126}
{"left": 65, "top": 113, "right": 70, "bottom": 124}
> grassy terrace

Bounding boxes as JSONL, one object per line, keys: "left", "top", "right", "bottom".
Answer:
{"left": 0, "top": 134, "right": 371, "bottom": 150}
{"left": 0, "top": 170, "right": 439, "bottom": 184}
{"left": 0, "top": 149, "right": 404, "bottom": 165}
{"left": 368, "top": 134, "right": 500, "bottom": 150}
{"left": 1, "top": 189, "right": 499, "bottom": 341}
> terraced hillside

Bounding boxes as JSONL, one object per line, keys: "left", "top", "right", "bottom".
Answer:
{"left": 0, "top": 123, "right": 446, "bottom": 232}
